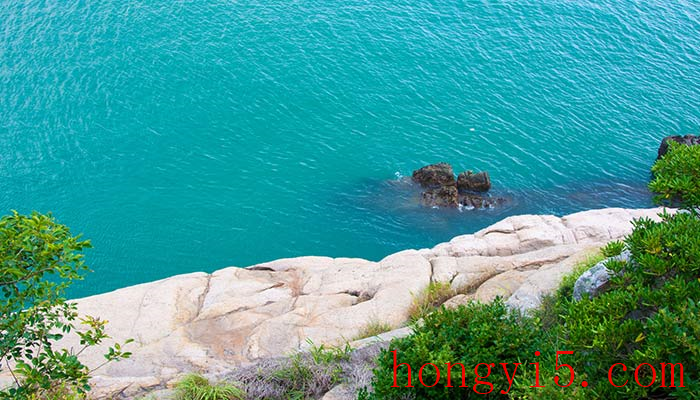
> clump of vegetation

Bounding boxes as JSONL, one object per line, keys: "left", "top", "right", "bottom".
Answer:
{"left": 650, "top": 140, "right": 700, "bottom": 210}
{"left": 227, "top": 341, "right": 355, "bottom": 399}
{"left": 407, "top": 281, "right": 457, "bottom": 321}
{"left": 600, "top": 240, "right": 625, "bottom": 258}
{"left": 354, "top": 321, "right": 394, "bottom": 341}
{"left": 370, "top": 299, "right": 540, "bottom": 399}
{"left": 363, "top": 143, "right": 700, "bottom": 399}
{"left": 0, "top": 211, "right": 132, "bottom": 400}
{"left": 174, "top": 374, "right": 244, "bottom": 400}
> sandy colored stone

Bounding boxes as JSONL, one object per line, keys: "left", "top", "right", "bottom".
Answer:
{"left": 474, "top": 270, "right": 533, "bottom": 302}
{"left": 322, "top": 384, "right": 355, "bottom": 400}
{"left": 442, "top": 294, "right": 472, "bottom": 309}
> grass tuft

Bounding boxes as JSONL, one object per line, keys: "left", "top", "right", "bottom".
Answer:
{"left": 407, "top": 281, "right": 457, "bottom": 321}
{"left": 174, "top": 374, "right": 244, "bottom": 400}
{"left": 353, "top": 320, "right": 394, "bottom": 341}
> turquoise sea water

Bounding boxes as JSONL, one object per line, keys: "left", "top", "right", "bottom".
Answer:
{"left": 1, "top": 1, "right": 698, "bottom": 298}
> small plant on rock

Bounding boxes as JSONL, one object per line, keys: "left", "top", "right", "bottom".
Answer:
{"left": 174, "top": 374, "right": 244, "bottom": 400}
{"left": 407, "top": 281, "right": 456, "bottom": 321}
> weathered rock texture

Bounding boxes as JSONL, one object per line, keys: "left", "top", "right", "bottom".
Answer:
{"left": 1, "top": 207, "right": 668, "bottom": 398}
{"left": 411, "top": 163, "right": 456, "bottom": 188}
{"left": 421, "top": 185, "right": 459, "bottom": 207}
{"left": 573, "top": 250, "right": 631, "bottom": 301}
{"left": 457, "top": 171, "right": 491, "bottom": 192}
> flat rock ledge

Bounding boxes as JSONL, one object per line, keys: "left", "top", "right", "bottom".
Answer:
{"left": 2, "top": 207, "right": 669, "bottom": 398}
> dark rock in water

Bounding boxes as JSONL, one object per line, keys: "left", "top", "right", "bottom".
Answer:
{"left": 421, "top": 185, "right": 459, "bottom": 207}
{"left": 459, "top": 193, "right": 506, "bottom": 209}
{"left": 457, "top": 171, "right": 491, "bottom": 193}
{"left": 657, "top": 135, "right": 700, "bottom": 160}
{"left": 411, "top": 163, "right": 504, "bottom": 209}
{"left": 412, "top": 163, "right": 456, "bottom": 188}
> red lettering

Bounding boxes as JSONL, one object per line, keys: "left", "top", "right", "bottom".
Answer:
{"left": 445, "top": 362, "right": 468, "bottom": 388}
{"left": 554, "top": 351, "right": 575, "bottom": 387}
{"left": 660, "top": 363, "right": 685, "bottom": 388}
{"left": 473, "top": 363, "right": 494, "bottom": 394}
{"left": 608, "top": 363, "right": 628, "bottom": 387}
{"left": 500, "top": 363, "right": 521, "bottom": 394}
{"left": 418, "top": 363, "right": 440, "bottom": 387}
{"left": 634, "top": 363, "right": 656, "bottom": 388}
{"left": 529, "top": 361, "right": 545, "bottom": 387}
{"left": 391, "top": 350, "right": 413, "bottom": 388}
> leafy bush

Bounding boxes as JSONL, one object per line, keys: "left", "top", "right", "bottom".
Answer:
{"left": 0, "top": 211, "right": 131, "bottom": 399}
{"left": 650, "top": 141, "right": 700, "bottom": 210}
{"left": 514, "top": 211, "right": 700, "bottom": 399}
{"left": 601, "top": 240, "right": 625, "bottom": 258}
{"left": 174, "top": 374, "right": 244, "bottom": 400}
{"left": 370, "top": 299, "right": 540, "bottom": 399}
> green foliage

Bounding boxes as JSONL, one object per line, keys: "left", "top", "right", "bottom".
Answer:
{"left": 365, "top": 210, "right": 700, "bottom": 399}
{"left": 268, "top": 340, "right": 352, "bottom": 399}
{"left": 0, "top": 211, "right": 132, "bottom": 399}
{"left": 650, "top": 141, "right": 700, "bottom": 210}
{"left": 370, "top": 299, "right": 540, "bottom": 399}
{"left": 308, "top": 341, "right": 352, "bottom": 365}
{"left": 174, "top": 374, "right": 244, "bottom": 400}
{"left": 407, "top": 281, "right": 456, "bottom": 321}
{"left": 556, "top": 253, "right": 606, "bottom": 301}
{"left": 535, "top": 252, "right": 605, "bottom": 331}
{"left": 522, "top": 211, "right": 700, "bottom": 399}
{"left": 601, "top": 240, "right": 625, "bottom": 258}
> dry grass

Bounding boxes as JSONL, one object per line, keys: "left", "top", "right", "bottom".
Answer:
{"left": 353, "top": 320, "right": 394, "bottom": 341}
{"left": 226, "top": 342, "right": 383, "bottom": 400}
{"left": 286, "top": 269, "right": 307, "bottom": 298}
{"left": 407, "top": 281, "right": 457, "bottom": 321}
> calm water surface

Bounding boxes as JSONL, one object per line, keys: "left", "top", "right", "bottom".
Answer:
{"left": 1, "top": 0, "right": 698, "bottom": 297}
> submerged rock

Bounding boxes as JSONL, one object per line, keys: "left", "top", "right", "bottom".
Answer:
{"left": 411, "top": 162, "right": 456, "bottom": 188}
{"left": 457, "top": 171, "right": 491, "bottom": 192}
{"left": 459, "top": 193, "right": 505, "bottom": 209}
{"left": 421, "top": 185, "right": 459, "bottom": 207}
{"left": 657, "top": 134, "right": 700, "bottom": 160}
{"left": 412, "top": 163, "right": 503, "bottom": 208}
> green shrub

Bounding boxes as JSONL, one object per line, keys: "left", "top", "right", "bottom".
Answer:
{"left": 536, "top": 252, "right": 604, "bottom": 331}
{"left": 650, "top": 141, "right": 700, "bottom": 210}
{"left": 514, "top": 211, "right": 700, "bottom": 399}
{"left": 0, "top": 211, "right": 131, "bottom": 399}
{"left": 174, "top": 374, "right": 244, "bottom": 400}
{"left": 370, "top": 299, "right": 540, "bottom": 399}
{"left": 601, "top": 240, "right": 625, "bottom": 258}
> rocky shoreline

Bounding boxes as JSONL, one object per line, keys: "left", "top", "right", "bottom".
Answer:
{"left": 2, "top": 207, "right": 669, "bottom": 398}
